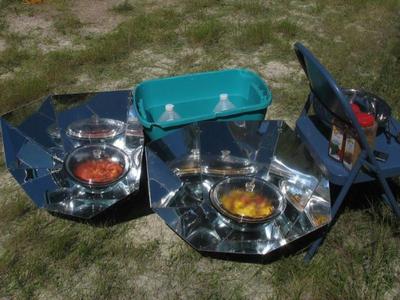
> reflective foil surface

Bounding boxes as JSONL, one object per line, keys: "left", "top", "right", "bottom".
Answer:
{"left": 1, "top": 90, "right": 144, "bottom": 219}
{"left": 146, "top": 121, "right": 331, "bottom": 257}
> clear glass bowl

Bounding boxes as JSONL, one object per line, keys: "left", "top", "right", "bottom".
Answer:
{"left": 66, "top": 116, "right": 125, "bottom": 140}
{"left": 65, "top": 144, "right": 130, "bottom": 188}
{"left": 305, "top": 196, "right": 331, "bottom": 227}
{"left": 210, "top": 176, "right": 285, "bottom": 223}
{"left": 313, "top": 88, "right": 391, "bottom": 128}
{"left": 280, "top": 178, "right": 314, "bottom": 211}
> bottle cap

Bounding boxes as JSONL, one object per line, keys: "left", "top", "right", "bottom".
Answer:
{"left": 356, "top": 112, "right": 375, "bottom": 127}
{"left": 128, "top": 114, "right": 138, "bottom": 122}
{"left": 220, "top": 93, "right": 228, "bottom": 101}
{"left": 165, "top": 104, "right": 174, "bottom": 112}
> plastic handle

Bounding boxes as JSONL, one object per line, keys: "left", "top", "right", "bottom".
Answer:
{"left": 132, "top": 93, "right": 152, "bottom": 128}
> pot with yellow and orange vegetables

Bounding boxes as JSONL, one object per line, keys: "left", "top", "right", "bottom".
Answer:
{"left": 210, "top": 177, "right": 285, "bottom": 223}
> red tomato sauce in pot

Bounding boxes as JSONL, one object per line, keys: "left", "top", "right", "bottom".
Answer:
{"left": 74, "top": 159, "right": 124, "bottom": 183}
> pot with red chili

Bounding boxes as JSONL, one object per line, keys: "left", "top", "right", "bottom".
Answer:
{"left": 65, "top": 144, "right": 130, "bottom": 188}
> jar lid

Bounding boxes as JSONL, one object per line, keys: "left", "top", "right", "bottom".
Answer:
{"left": 356, "top": 112, "right": 375, "bottom": 127}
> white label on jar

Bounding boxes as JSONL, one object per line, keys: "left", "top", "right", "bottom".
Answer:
{"left": 329, "top": 125, "right": 344, "bottom": 161}
{"left": 343, "top": 136, "right": 356, "bottom": 169}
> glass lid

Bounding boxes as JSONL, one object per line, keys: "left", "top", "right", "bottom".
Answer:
{"left": 66, "top": 115, "right": 125, "bottom": 140}
{"left": 210, "top": 176, "right": 286, "bottom": 223}
{"left": 169, "top": 149, "right": 259, "bottom": 177}
{"left": 47, "top": 123, "right": 61, "bottom": 139}
{"left": 202, "top": 150, "right": 259, "bottom": 176}
{"left": 126, "top": 118, "right": 144, "bottom": 137}
{"left": 169, "top": 149, "right": 201, "bottom": 176}
{"left": 65, "top": 144, "right": 130, "bottom": 188}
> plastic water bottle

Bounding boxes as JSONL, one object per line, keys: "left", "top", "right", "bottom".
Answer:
{"left": 213, "top": 93, "right": 236, "bottom": 113}
{"left": 158, "top": 104, "right": 181, "bottom": 122}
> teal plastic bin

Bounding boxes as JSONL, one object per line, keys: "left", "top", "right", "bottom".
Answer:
{"left": 133, "top": 68, "right": 272, "bottom": 140}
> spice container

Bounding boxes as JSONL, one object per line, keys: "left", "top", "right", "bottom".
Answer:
{"left": 328, "top": 119, "right": 346, "bottom": 161}
{"left": 343, "top": 112, "right": 377, "bottom": 170}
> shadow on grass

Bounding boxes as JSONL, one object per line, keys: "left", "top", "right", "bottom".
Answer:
{"left": 200, "top": 227, "right": 327, "bottom": 265}
{"left": 49, "top": 184, "right": 153, "bottom": 227}
{"left": 342, "top": 179, "right": 400, "bottom": 214}
{"left": 207, "top": 180, "right": 400, "bottom": 265}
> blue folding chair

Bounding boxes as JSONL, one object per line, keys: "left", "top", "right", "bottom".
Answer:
{"left": 294, "top": 42, "right": 400, "bottom": 261}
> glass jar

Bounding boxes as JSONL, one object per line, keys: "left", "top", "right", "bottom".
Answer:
{"left": 343, "top": 113, "right": 377, "bottom": 170}
{"left": 328, "top": 118, "right": 346, "bottom": 161}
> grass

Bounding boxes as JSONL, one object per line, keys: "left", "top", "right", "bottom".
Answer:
{"left": 0, "top": 7, "right": 183, "bottom": 113}
{"left": 53, "top": 13, "right": 82, "bottom": 35}
{"left": 0, "top": 0, "right": 400, "bottom": 299}
{"left": 235, "top": 20, "right": 274, "bottom": 49}
{"left": 0, "top": 187, "right": 33, "bottom": 223}
{"left": 186, "top": 18, "right": 225, "bottom": 46}
{"left": 271, "top": 202, "right": 400, "bottom": 299}
{"left": 111, "top": 0, "right": 135, "bottom": 14}
{"left": 0, "top": 46, "right": 31, "bottom": 73}
{"left": 274, "top": 20, "right": 299, "bottom": 38}
{"left": 183, "top": 0, "right": 224, "bottom": 12}
{"left": 231, "top": 0, "right": 268, "bottom": 16}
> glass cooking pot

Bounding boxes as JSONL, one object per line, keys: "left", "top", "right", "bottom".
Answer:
{"left": 64, "top": 144, "right": 130, "bottom": 188}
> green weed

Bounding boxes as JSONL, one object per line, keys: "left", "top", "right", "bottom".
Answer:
{"left": 271, "top": 198, "right": 400, "bottom": 299}
{"left": 0, "top": 46, "right": 31, "bottom": 73}
{"left": 0, "top": 189, "right": 32, "bottom": 225}
{"left": 235, "top": 20, "right": 273, "bottom": 49}
{"left": 184, "top": 0, "right": 223, "bottom": 12}
{"left": 372, "top": 39, "right": 400, "bottom": 118}
{"left": 111, "top": 0, "right": 135, "bottom": 14}
{"left": 0, "top": 0, "right": 20, "bottom": 10}
{"left": 274, "top": 20, "right": 299, "bottom": 38}
{"left": 186, "top": 19, "right": 225, "bottom": 47}
{"left": 231, "top": 0, "right": 268, "bottom": 16}
{"left": 80, "top": 9, "right": 180, "bottom": 64}
{"left": 53, "top": 13, "right": 82, "bottom": 35}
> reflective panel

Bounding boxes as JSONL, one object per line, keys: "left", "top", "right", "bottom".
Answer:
{"left": 146, "top": 121, "right": 331, "bottom": 257}
{"left": 1, "top": 90, "right": 144, "bottom": 219}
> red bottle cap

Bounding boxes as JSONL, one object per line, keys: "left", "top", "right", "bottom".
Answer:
{"left": 356, "top": 112, "right": 375, "bottom": 127}
{"left": 351, "top": 103, "right": 361, "bottom": 113}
